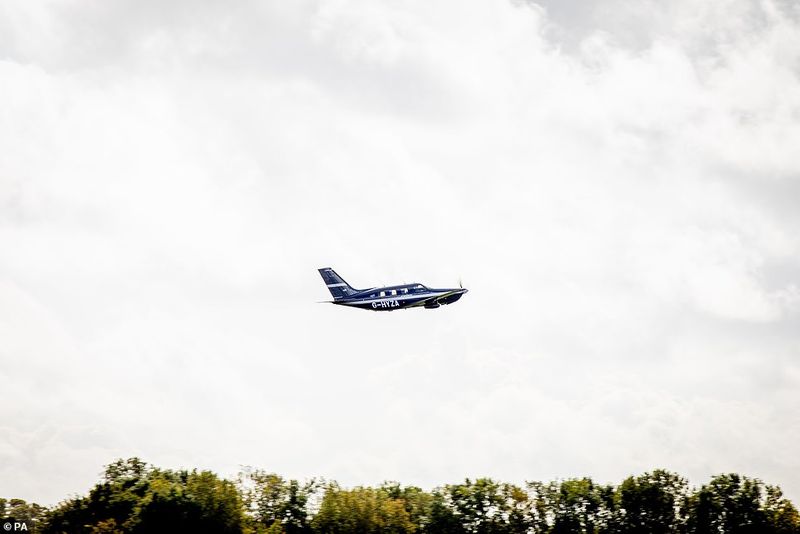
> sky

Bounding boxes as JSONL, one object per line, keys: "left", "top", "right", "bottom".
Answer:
{"left": 1, "top": 0, "right": 799, "bottom": 506}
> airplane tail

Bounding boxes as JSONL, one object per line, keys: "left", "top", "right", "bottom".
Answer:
{"left": 318, "top": 267, "right": 358, "bottom": 301}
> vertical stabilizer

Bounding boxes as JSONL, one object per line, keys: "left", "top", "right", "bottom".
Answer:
{"left": 318, "top": 267, "right": 358, "bottom": 300}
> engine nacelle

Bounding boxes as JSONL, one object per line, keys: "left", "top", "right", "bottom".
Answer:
{"left": 424, "top": 302, "right": 441, "bottom": 309}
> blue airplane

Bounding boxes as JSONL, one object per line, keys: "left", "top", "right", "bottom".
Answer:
{"left": 318, "top": 267, "right": 468, "bottom": 311}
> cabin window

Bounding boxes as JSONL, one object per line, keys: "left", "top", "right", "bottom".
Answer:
{"left": 391, "top": 290, "right": 397, "bottom": 296}
{"left": 379, "top": 291, "right": 386, "bottom": 297}
{"left": 401, "top": 288, "right": 408, "bottom": 294}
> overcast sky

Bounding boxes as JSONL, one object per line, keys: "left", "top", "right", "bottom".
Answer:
{"left": 2, "top": 0, "right": 799, "bottom": 506}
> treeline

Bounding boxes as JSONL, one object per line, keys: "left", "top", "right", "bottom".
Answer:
{"left": 5, "top": 458, "right": 800, "bottom": 533}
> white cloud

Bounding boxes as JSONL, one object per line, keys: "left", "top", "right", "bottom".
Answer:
{"left": 1, "top": 0, "right": 799, "bottom": 506}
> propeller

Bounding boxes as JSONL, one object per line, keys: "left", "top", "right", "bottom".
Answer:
{"left": 459, "top": 277, "right": 463, "bottom": 289}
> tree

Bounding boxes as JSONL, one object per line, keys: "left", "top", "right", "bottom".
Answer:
{"left": 380, "top": 482, "right": 435, "bottom": 532}
{"left": 311, "top": 484, "right": 416, "bottom": 534}
{"left": 1, "top": 498, "right": 48, "bottom": 533}
{"left": 529, "top": 478, "right": 614, "bottom": 534}
{"left": 43, "top": 458, "right": 246, "bottom": 534}
{"left": 426, "top": 487, "right": 467, "bottom": 534}
{"left": 44, "top": 458, "right": 153, "bottom": 533}
{"left": 763, "top": 485, "right": 800, "bottom": 534}
{"left": 435, "top": 478, "right": 533, "bottom": 534}
{"left": 238, "top": 468, "right": 319, "bottom": 533}
{"left": 686, "top": 473, "right": 768, "bottom": 534}
{"left": 124, "top": 469, "right": 243, "bottom": 533}
{"left": 612, "top": 470, "right": 688, "bottom": 534}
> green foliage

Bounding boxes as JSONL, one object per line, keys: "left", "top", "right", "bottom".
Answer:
{"left": 433, "top": 478, "right": 534, "bottom": 534}
{"left": 7, "top": 459, "right": 798, "bottom": 534}
{"left": 764, "top": 486, "right": 800, "bottom": 534}
{"left": 43, "top": 458, "right": 245, "bottom": 534}
{"left": 43, "top": 458, "right": 151, "bottom": 533}
{"left": 685, "top": 473, "right": 800, "bottom": 534}
{"left": 237, "top": 468, "right": 319, "bottom": 533}
{"left": 613, "top": 470, "right": 689, "bottom": 533}
{"left": 0, "top": 497, "right": 48, "bottom": 533}
{"left": 380, "top": 482, "right": 435, "bottom": 530}
{"left": 128, "top": 469, "right": 244, "bottom": 534}
{"left": 528, "top": 478, "right": 615, "bottom": 534}
{"left": 311, "top": 483, "right": 417, "bottom": 533}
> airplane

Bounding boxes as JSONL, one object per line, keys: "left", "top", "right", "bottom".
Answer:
{"left": 318, "top": 267, "right": 468, "bottom": 311}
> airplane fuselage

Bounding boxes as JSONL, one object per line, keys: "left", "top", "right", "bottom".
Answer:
{"left": 335, "top": 284, "right": 468, "bottom": 311}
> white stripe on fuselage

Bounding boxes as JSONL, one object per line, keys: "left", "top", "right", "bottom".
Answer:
{"left": 339, "top": 291, "right": 452, "bottom": 306}
{"left": 327, "top": 283, "right": 348, "bottom": 287}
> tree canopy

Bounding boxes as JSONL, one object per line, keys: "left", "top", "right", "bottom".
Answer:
{"left": 6, "top": 459, "right": 799, "bottom": 533}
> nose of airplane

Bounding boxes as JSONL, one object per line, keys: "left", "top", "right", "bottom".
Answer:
{"left": 450, "top": 287, "right": 469, "bottom": 302}
{"left": 446, "top": 287, "right": 468, "bottom": 303}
